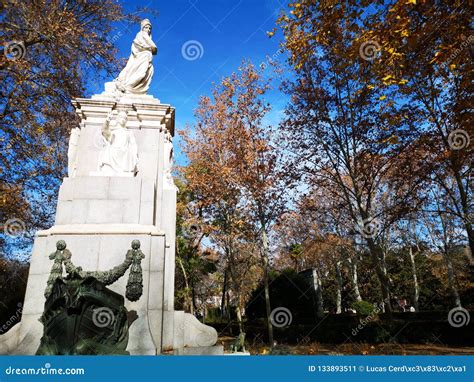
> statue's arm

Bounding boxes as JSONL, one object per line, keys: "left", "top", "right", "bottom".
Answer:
{"left": 136, "top": 32, "right": 157, "bottom": 55}
{"left": 102, "top": 113, "right": 112, "bottom": 142}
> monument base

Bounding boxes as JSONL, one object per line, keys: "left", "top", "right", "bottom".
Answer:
{"left": 174, "top": 346, "right": 224, "bottom": 355}
{"left": 0, "top": 223, "right": 221, "bottom": 355}
{"left": 0, "top": 89, "right": 222, "bottom": 355}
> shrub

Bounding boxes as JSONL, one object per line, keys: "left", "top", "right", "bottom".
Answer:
{"left": 352, "top": 300, "right": 376, "bottom": 317}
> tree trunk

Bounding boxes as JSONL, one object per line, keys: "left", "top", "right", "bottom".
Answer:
{"left": 367, "top": 240, "right": 393, "bottom": 316}
{"left": 262, "top": 227, "right": 274, "bottom": 347}
{"left": 226, "top": 289, "right": 231, "bottom": 322}
{"left": 443, "top": 249, "right": 462, "bottom": 308}
{"left": 220, "top": 269, "right": 227, "bottom": 319}
{"left": 335, "top": 261, "right": 343, "bottom": 314}
{"left": 349, "top": 257, "right": 362, "bottom": 302}
{"left": 312, "top": 268, "right": 324, "bottom": 318}
{"left": 177, "top": 255, "right": 193, "bottom": 315}
{"left": 191, "top": 284, "right": 197, "bottom": 315}
{"left": 236, "top": 294, "right": 244, "bottom": 334}
{"left": 408, "top": 246, "right": 419, "bottom": 311}
{"left": 452, "top": 168, "right": 474, "bottom": 258}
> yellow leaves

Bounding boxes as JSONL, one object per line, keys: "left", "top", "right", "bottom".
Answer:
{"left": 400, "top": 29, "right": 410, "bottom": 37}
{"left": 266, "top": 30, "right": 275, "bottom": 38}
{"left": 378, "top": 135, "right": 399, "bottom": 145}
{"left": 387, "top": 135, "right": 399, "bottom": 144}
{"left": 382, "top": 75, "right": 395, "bottom": 85}
{"left": 398, "top": 79, "right": 408, "bottom": 85}
{"left": 429, "top": 51, "right": 441, "bottom": 64}
{"left": 379, "top": 95, "right": 387, "bottom": 101}
{"left": 449, "top": 63, "right": 456, "bottom": 71}
{"left": 406, "top": 0, "right": 416, "bottom": 4}
{"left": 367, "top": 84, "right": 375, "bottom": 90}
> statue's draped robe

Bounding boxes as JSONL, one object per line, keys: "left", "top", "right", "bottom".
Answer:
{"left": 117, "top": 31, "right": 156, "bottom": 94}
{"left": 98, "top": 127, "right": 138, "bottom": 174}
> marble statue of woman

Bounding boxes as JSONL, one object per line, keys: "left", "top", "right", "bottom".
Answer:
{"left": 98, "top": 111, "right": 139, "bottom": 176}
{"left": 114, "top": 19, "right": 157, "bottom": 94}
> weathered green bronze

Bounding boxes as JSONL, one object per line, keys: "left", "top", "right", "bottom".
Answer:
{"left": 36, "top": 240, "right": 145, "bottom": 355}
{"left": 230, "top": 332, "right": 246, "bottom": 353}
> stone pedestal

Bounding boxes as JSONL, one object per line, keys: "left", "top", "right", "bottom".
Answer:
{"left": 0, "top": 90, "right": 221, "bottom": 355}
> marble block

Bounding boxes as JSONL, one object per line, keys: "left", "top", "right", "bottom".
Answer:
{"left": 55, "top": 177, "right": 155, "bottom": 225}
{"left": 0, "top": 91, "right": 222, "bottom": 356}
{"left": 2, "top": 225, "right": 166, "bottom": 355}
{"left": 173, "top": 346, "right": 224, "bottom": 355}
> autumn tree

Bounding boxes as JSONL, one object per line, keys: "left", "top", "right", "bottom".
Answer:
{"left": 275, "top": 0, "right": 426, "bottom": 314}
{"left": 223, "top": 62, "right": 295, "bottom": 345}
{"left": 0, "top": 0, "right": 146, "bottom": 257}
{"left": 182, "top": 61, "right": 293, "bottom": 344}
{"left": 180, "top": 74, "right": 259, "bottom": 332}
{"left": 362, "top": 0, "right": 473, "bottom": 257}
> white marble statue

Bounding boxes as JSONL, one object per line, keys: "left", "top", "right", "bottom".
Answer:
{"left": 98, "top": 111, "right": 139, "bottom": 176}
{"left": 163, "top": 130, "right": 174, "bottom": 186}
{"left": 114, "top": 19, "right": 157, "bottom": 94}
{"left": 67, "top": 127, "right": 81, "bottom": 177}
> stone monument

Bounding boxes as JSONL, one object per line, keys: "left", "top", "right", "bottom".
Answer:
{"left": 0, "top": 19, "right": 222, "bottom": 355}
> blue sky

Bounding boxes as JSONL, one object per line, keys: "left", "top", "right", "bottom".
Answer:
{"left": 88, "top": 0, "right": 290, "bottom": 165}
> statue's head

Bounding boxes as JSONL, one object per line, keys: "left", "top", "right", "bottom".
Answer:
{"left": 116, "top": 111, "right": 127, "bottom": 128}
{"left": 141, "top": 19, "right": 152, "bottom": 35}
{"left": 131, "top": 240, "right": 141, "bottom": 250}
{"left": 56, "top": 240, "right": 67, "bottom": 251}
